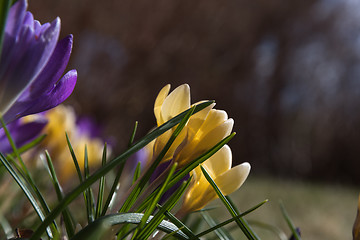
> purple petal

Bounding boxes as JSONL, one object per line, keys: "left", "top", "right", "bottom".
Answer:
{"left": 13, "top": 18, "right": 60, "bottom": 86}
{"left": 3, "top": 70, "right": 77, "bottom": 123}
{"left": 23, "top": 35, "right": 73, "bottom": 98}
{"left": 23, "top": 11, "right": 34, "bottom": 30}
{"left": 0, "top": 17, "right": 60, "bottom": 114}
{"left": 0, "top": 26, "right": 35, "bottom": 112}
{"left": 0, "top": 119, "right": 47, "bottom": 154}
{"left": 5, "top": 0, "right": 27, "bottom": 37}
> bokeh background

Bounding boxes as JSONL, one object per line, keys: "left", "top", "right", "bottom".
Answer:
{"left": 28, "top": 0, "right": 360, "bottom": 184}
{"left": 24, "top": 0, "right": 360, "bottom": 239}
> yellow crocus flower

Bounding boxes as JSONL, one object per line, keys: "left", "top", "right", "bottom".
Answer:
{"left": 146, "top": 84, "right": 233, "bottom": 167}
{"left": 181, "top": 145, "right": 250, "bottom": 213}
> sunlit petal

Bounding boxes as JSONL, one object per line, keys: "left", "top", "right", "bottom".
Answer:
{"left": 203, "top": 145, "right": 232, "bottom": 177}
{"left": 215, "top": 162, "right": 251, "bottom": 195}
{"left": 193, "top": 118, "right": 233, "bottom": 155}
{"left": 154, "top": 84, "right": 170, "bottom": 125}
{"left": 161, "top": 84, "right": 190, "bottom": 123}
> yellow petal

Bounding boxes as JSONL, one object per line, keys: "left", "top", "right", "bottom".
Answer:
{"left": 154, "top": 84, "right": 171, "bottom": 126}
{"left": 203, "top": 145, "right": 232, "bottom": 177}
{"left": 196, "top": 109, "right": 229, "bottom": 139}
{"left": 187, "top": 102, "right": 215, "bottom": 141}
{"left": 214, "top": 162, "right": 250, "bottom": 195}
{"left": 161, "top": 84, "right": 190, "bottom": 123}
{"left": 193, "top": 118, "right": 234, "bottom": 155}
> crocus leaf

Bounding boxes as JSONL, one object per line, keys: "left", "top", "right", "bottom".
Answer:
{"left": 200, "top": 211, "right": 233, "bottom": 240}
{"left": 44, "top": 150, "right": 75, "bottom": 238}
{"left": 279, "top": 201, "right": 301, "bottom": 240}
{"left": 70, "top": 213, "right": 189, "bottom": 240}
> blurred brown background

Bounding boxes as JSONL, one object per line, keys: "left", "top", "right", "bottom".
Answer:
{"left": 29, "top": 0, "right": 360, "bottom": 184}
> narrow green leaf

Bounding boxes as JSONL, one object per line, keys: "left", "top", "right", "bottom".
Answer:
{"left": 0, "top": 116, "right": 58, "bottom": 237}
{"left": 45, "top": 151, "right": 76, "bottom": 238}
{"left": 65, "top": 132, "right": 83, "bottom": 182}
{"left": 160, "top": 205, "right": 198, "bottom": 240}
{"left": 84, "top": 145, "right": 95, "bottom": 223}
{"left": 132, "top": 162, "right": 141, "bottom": 185}
{"left": 30, "top": 101, "right": 213, "bottom": 240}
{"left": 0, "top": 116, "right": 27, "bottom": 173}
{"left": 201, "top": 211, "right": 233, "bottom": 240}
{"left": 0, "top": 153, "right": 53, "bottom": 238}
{"left": 101, "top": 162, "right": 125, "bottom": 216}
{"left": 95, "top": 143, "right": 107, "bottom": 219}
{"left": 70, "top": 213, "right": 189, "bottom": 240}
{"left": 200, "top": 165, "right": 259, "bottom": 240}
{"left": 195, "top": 200, "right": 268, "bottom": 239}
{"left": 7, "top": 134, "right": 47, "bottom": 158}
{"left": 136, "top": 177, "right": 193, "bottom": 240}
{"left": 280, "top": 201, "right": 301, "bottom": 240}
{"left": 134, "top": 162, "right": 178, "bottom": 239}
{"left": 129, "top": 121, "right": 138, "bottom": 147}
{"left": 226, "top": 196, "right": 259, "bottom": 238}
{"left": 246, "top": 220, "right": 287, "bottom": 240}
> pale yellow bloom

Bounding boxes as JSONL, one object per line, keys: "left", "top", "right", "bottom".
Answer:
{"left": 181, "top": 145, "right": 250, "bottom": 213}
{"left": 146, "top": 84, "right": 233, "bottom": 167}
{"left": 24, "top": 105, "right": 107, "bottom": 181}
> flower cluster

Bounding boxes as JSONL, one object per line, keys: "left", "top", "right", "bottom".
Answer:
{"left": 0, "top": 0, "right": 76, "bottom": 124}
{"left": 146, "top": 84, "right": 250, "bottom": 214}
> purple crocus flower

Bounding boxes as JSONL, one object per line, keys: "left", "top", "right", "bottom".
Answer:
{"left": 0, "top": 118, "right": 47, "bottom": 153}
{"left": 0, "top": 0, "right": 76, "bottom": 124}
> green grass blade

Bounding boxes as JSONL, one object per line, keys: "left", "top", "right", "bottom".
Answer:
{"left": 134, "top": 162, "right": 178, "bottom": 239}
{"left": 129, "top": 121, "right": 138, "bottom": 147}
{"left": 200, "top": 165, "right": 259, "bottom": 240}
{"left": 136, "top": 176, "right": 192, "bottom": 240}
{"left": 101, "top": 162, "right": 125, "bottom": 216}
{"left": 0, "top": 153, "right": 53, "bottom": 238}
{"left": 226, "top": 196, "right": 259, "bottom": 238}
{"left": 65, "top": 132, "right": 83, "bottom": 182}
{"left": 201, "top": 211, "right": 233, "bottom": 240}
{"left": 132, "top": 162, "right": 141, "bottom": 184}
{"left": 70, "top": 213, "right": 190, "bottom": 240}
{"left": 84, "top": 145, "right": 95, "bottom": 223}
{"left": 30, "top": 101, "right": 213, "bottom": 240}
{"left": 195, "top": 200, "right": 268, "bottom": 239}
{"left": 280, "top": 201, "right": 301, "bottom": 240}
{"left": 0, "top": 116, "right": 28, "bottom": 173}
{"left": 161, "top": 209, "right": 198, "bottom": 240}
{"left": 45, "top": 151, "right": 76, "bottom": 238}
{"left": 0, "top": 117, "right": 58, "bottom": 236}
{"left": 246, "top": 220, "right": 287, "bottom": 240}
{"left": 95, "top": 143, "right": 107, "bottom": 219}
{"left": 7, "top": 134, "right": 47, "bottom": 158}
{"left": 120, "top": 106, "right": 196, "bottom": 213}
